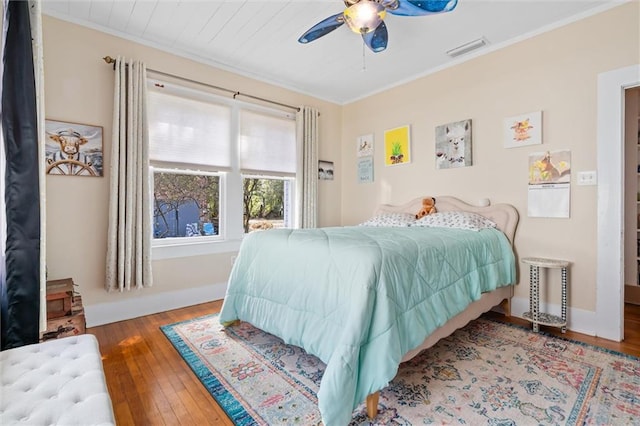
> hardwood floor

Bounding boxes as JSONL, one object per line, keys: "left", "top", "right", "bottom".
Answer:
{"left": 89, "top": 300, "right": 234, "bottom": 426}
{"left": 89, "top": 301, "right": 640, "bottom": 425}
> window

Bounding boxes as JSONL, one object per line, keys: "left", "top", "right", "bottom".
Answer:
{"left": 147, "top": 80, "right": 298, "bottom": 258}
{"left": 239, "top": 109, "right": 297, "bottom": 234}
{"left": 153, "top": 170, "right": 220, "bottom": 238}
{"left": 243, "top": 176, "right": 293, "bottom": 233}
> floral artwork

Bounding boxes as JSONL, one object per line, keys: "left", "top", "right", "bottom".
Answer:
{"left": 384, "top": 125, "right": 411, "bottom": 166}
{"left": 504, "top": 111, "right": 542, "bottom": 148}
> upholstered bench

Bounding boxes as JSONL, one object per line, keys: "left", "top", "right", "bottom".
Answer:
{"left": 0, "top": 334, "right": 115, "bottom": 425}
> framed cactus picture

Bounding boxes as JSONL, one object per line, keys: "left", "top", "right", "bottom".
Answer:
{"left": 384, "top": 125, "right": 411, "bottom": 166}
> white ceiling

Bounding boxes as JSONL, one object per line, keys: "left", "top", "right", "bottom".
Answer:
{"left": 41, "top": 0, "right": 622, "bottom": 104}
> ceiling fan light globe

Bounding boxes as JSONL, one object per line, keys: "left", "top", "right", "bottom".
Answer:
{"left": 344, "top": 1, "right": 387, "bottom": 34}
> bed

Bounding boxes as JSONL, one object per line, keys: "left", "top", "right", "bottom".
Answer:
{"left": 219, "top": 196, "right": 518, "bottom": 426}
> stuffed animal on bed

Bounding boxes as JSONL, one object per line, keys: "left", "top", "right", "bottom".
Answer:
{"left": 415, "top": 197, "right": 437, "bottom": 219}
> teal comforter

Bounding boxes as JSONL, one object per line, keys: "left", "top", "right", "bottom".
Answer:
{"left": 219, "top": 226, "right": 516, "bottom": 426}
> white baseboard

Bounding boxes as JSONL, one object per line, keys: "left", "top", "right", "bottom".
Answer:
{"left": 84, "top": 289, "right": 598, "bottom": 335}
{"left": 510, "top": 296, "right": 597, "bottom": 336}
{"left": 84, "top": 282, "right": 227, "bottom": 328}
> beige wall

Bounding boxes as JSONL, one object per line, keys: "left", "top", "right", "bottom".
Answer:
{"left": 341, "top": 3, "right": 639, "bottom": 313}
{"left": 42, "top": 16, "right": 342, "bottom": 320}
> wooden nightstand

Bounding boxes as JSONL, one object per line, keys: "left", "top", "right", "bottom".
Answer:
{"left": 521, "top": 257, "right": 570, "bottom": 333}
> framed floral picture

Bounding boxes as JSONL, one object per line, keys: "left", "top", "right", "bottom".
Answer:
{"left": 384, "top": 125, "right": 411, "bottom": 166}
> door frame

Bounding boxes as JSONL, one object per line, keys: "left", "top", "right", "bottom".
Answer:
{"left": 596, "top": 64, "right": 640, "bottom": 341}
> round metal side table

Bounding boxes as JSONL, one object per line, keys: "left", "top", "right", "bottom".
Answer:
{"left": 521, "top": 257, "right": 570, "bottom": 333}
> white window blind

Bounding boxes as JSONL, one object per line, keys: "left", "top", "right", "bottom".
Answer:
{"left": 148, "top": 89, "right": 231, "bottom": 170}
{"left": 240, "top": 110, "right": 296, "bottom": 176}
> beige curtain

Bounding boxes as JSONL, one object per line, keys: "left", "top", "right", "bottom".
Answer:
{"left": 105, "top": 57, "right": 152, "bottom": 291}
{"left": 297, "top": 106, "right": 319, "bottom": 228}
{"left": 28, "top": 0, "right": 47, "bottom": 331}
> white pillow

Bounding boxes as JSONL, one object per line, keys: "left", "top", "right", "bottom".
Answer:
{"left": 411, "top": 211, "right": 497, "bottom": 231}
{"left": 359, "top": 212, "right": 416, "bottom": 227}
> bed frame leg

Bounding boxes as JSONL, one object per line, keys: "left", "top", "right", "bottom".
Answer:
{"left": 500, "top": 298, "right": 511, "bottom": 317}
{"left": 366, "top": 392, "right": 379, "bottom": 419}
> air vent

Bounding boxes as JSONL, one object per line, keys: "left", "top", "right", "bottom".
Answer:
{"left": 446, "top": 37, "right": 488, "bottom": 58}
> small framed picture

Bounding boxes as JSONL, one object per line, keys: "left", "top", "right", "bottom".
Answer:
{"left": 45, "top": 119, "right": 104, "bottom": 176}
{"left": 318, "top": 160, "right": 334, "bottom": 180}
{"left": 504, "top": 111, "right": 542, "bottom": 148}
{"left": 435, "top": 119, "right": 472, "bottom": 169}
{"left": 357, "top": 157, "right": 373, "bottom": 183}
{"left": 384, "top": 125, "right": 411, "bottom": 166}
{"left": 357, "top": 134, "right": 374, "bottom": 157}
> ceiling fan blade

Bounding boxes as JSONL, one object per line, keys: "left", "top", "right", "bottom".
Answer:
{"left": 298, "top": 13, "right": 345, "bottom": 44}
{"left": 389, "top": 0, "right": 458, "bottom": 17}
{"left": 362, "top": 21, "right": 388, "bottom": 53}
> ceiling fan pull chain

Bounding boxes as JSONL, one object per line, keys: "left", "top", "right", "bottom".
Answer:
{"left": 362, "top": 41, "right": 366, "bottom": 71}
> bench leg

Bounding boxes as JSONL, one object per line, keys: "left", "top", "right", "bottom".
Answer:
{"left": 366, "top": 391, "right": 379, "bottom": 419}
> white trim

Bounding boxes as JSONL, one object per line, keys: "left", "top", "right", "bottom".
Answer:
{"left": 84, "top": 282, "right": 228, "bottom": 327}
{"left": 152, "top": 238, "right": 242, "bottom": 260}
{"left": 596, "top": 64, "right": 640, "bottom": 341}
{"left": 510, "top": 296, "right": 597, "bottom": 337}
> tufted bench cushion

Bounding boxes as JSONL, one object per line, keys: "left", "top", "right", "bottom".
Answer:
{"left": 0, "top": 334, "right": 115, "bottom": 425}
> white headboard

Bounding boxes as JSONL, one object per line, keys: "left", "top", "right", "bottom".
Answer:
{"left": 375, "top": 196, "right": 519, "bottom": 245}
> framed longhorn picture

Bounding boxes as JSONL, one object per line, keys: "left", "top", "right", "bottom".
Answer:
{"left": 44, "top": 119, "right": 104, "bottom": 177}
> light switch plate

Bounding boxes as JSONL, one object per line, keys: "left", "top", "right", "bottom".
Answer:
{"left": 577, "top": 171, "right": 597, "bottom": 186}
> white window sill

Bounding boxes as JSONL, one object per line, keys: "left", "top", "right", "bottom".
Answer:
{"left": 152, "top": 238, "right": 243, "bottom": 260}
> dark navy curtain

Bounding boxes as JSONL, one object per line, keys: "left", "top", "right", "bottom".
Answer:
{"left": 1, "top": 0, "right": 41, "bottom": 350}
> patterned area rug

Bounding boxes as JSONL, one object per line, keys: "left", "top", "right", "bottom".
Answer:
{"left": 161, "top": 315, "right": 640, "bottom": 425}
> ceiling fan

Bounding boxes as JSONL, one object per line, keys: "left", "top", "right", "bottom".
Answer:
{"left": 298, "top": 0, "right": 458, "bottom": 53}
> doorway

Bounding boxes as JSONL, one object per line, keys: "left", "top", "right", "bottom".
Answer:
{"left": 624, "top": 87, "right": 640, "bottom": 305}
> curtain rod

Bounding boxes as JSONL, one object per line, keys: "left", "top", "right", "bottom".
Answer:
{"left": 102, "top": 56, "right": 301, "bottom": 112}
